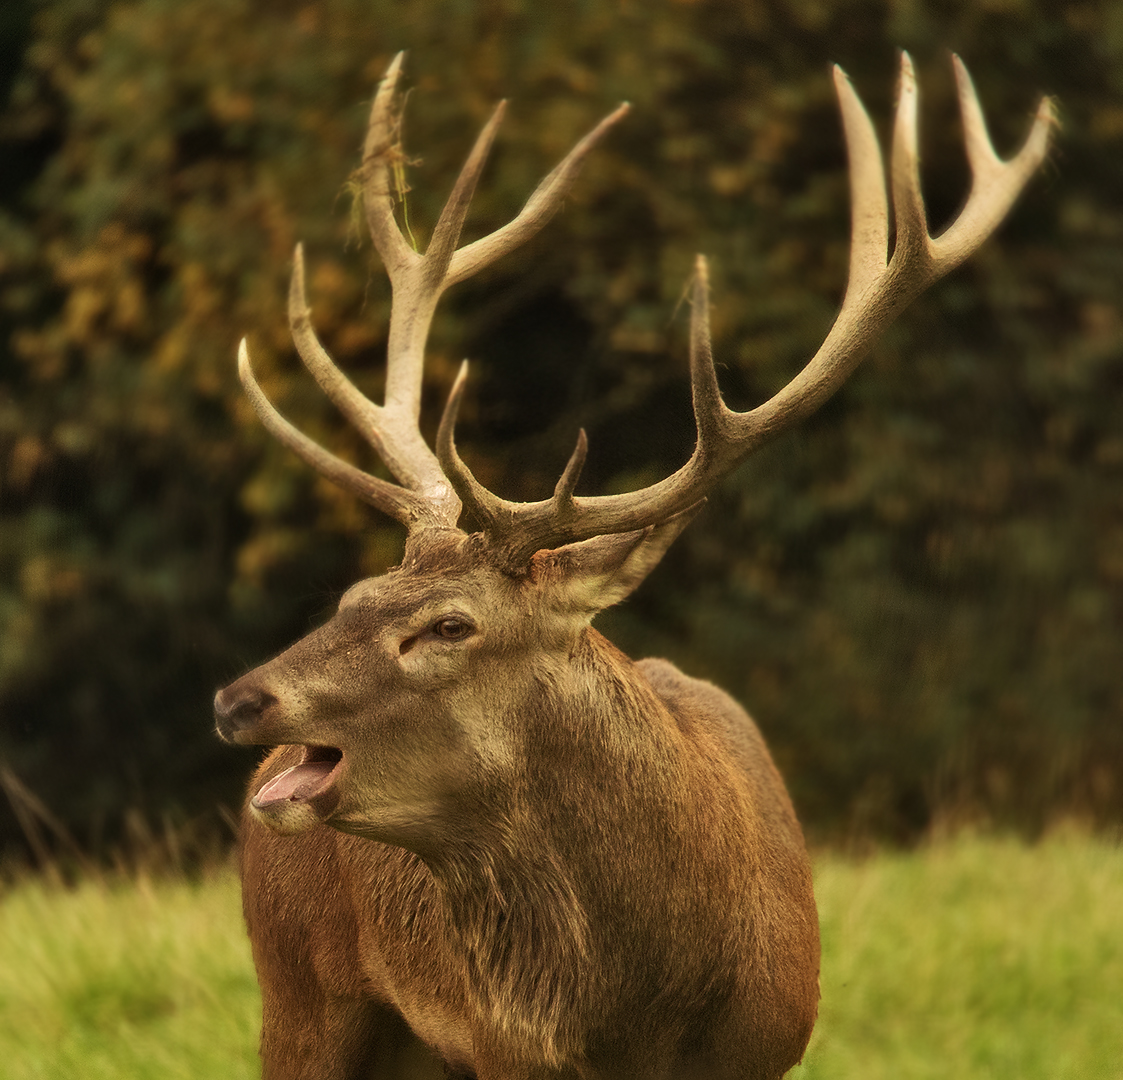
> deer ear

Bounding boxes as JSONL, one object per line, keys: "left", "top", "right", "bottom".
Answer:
{"left": 531, "top": 504, "right": 702, "bottom": 616}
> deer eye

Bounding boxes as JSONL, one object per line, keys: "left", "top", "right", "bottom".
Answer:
{"left": 433, "top": 617, "right": 473, "bottom": 641}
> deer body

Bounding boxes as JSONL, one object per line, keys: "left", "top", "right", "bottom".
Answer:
{"left": 225, "top": 532, "right": 818, "bottom": 1078}
{"left": 216, "top": 52, "right": 1051, "bottom": 1080}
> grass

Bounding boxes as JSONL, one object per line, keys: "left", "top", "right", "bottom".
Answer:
{"left": 1, "top": 832, "right": 1120, "bottom": 1079}
{"left": 0, "top": 866, "right": 260, "bottom": 1080}
{"left": 795, "top": 830, "right": 1123, "bottom": 1080}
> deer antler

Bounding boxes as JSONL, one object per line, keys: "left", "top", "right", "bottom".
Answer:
{"left": 238, "top": 52, "right": 629, "bottom": 531}
{"left": 438, "top": 52, "right": 1055, "bottom": 568}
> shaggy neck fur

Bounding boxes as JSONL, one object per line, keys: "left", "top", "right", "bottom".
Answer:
{"left": 426, "top": 805, "right": 594, "bottom": 1068}
{"left": 421, "top": 630, "right": 761, "bottom": 1072}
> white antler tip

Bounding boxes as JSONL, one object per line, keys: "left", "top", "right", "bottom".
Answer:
{"left": 950, "top": 53, "right": 981, "bottom": 110}
{"left": 1036, "top": 94, "right": 1059, "bottom": 130}
{"left": 385, "top": 51, "right": 405, "bottom": 80}
{"left": 237, "top": 337, "right": 252, "bottom": 377}
{"left": 898, "top": 50, "right": 916, "bottom": 93}
{"left": 831, "top": 64, "right": 864, "bottom": 118}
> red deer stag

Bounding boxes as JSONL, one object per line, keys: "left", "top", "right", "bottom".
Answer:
{"left": 215, "top": 52, "right": 1052, "bottom": 1080}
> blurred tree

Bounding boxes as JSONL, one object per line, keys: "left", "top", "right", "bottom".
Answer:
{"left": 0, "top": 0, "right": 1119, "bottom": 858}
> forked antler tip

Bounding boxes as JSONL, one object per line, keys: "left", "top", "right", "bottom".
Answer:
{"left": 952, "top": 51, "right": 1056, "bottom": 141}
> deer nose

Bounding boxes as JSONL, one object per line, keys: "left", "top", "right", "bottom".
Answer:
{"left": 214, "top": 684, "right": 277, "bottom": 742}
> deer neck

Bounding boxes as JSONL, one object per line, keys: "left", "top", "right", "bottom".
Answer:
{"left": 420, "top": 781, "right": 592, "bottom": 1067}
{"left": 416, "top": 627, "right": 737, "bottom": 1068}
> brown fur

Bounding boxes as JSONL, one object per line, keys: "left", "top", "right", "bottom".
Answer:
{"left": 218, "top": 531, "right": 819, "bottom": 1079}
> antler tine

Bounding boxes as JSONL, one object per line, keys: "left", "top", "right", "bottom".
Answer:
{"left": 360, "top": 51, "right": 417, "bottom": 283}
{"left": 437, "top": 260, "right": 733, "bottom": 565}
{"left": 447, "top": 103, "right": 631, "bottom": 288}
{"left": 284, "top": 242, "right": 461, "bottom": 522}
{"left": 833, "top": 63, "right": 891, "bottom": 302}
{"left": 423, "top": 102, "right": 508, "bottom": 289}
{"left": 436, "top": 365, "right": 589, "bottom": 547}
{"left": 933, "top": 54, "right": 1055, "bottom": 267}
{"left": 288, "top": 243, "right": 385, "bottom": 459}
{"left": 360, "top": 56, "right": 624, "bottom": 445}
{"left": 237, "top": 339, "right": 435, "bottom": 527}
{"left": 554, "top": 429, "right": 589, "bottom": 510}
{"left": 377, "top": 96, "right": 507, "bottom": 425}
{"left": 687, "top": 254, "right": 732, "bottom": 457}
{"left": 438, "top": 54, "right": 1053, "bottom": 568}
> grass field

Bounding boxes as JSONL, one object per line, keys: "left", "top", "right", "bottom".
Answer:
{"left": 1, "top": 832, "right": 1120, "bottom": 1079}
{"left": 794, "top": 831, "right": 1123, "bottom": 1080}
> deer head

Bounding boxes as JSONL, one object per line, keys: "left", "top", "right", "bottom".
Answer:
{"left": 215, "top": 52, "right": 1052, "bottom": 851}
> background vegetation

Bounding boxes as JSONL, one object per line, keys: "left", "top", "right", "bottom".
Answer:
{"left": 1, "top": 0, "right": 1121, "bottom": 858}
{"left": 3, "top": 834, "right": 1120, "bottom": 1078}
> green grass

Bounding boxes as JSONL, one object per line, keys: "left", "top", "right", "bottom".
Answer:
{"left": 0, "top": 867, "right": 260, "bottom": 1079}
{"left": 1, "top": 833, "right": 1120, "bottom": 1079}
{"left": 795, "top": 831, "right": 1123, "bottom": 1080}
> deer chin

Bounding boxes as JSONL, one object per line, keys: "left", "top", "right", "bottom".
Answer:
{"left": 250, "top": 746, "right": 344, "bottom": 835}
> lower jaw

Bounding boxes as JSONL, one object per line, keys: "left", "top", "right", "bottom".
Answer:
{"left": 249, "top": 789, "right": 340, "bottom": 835}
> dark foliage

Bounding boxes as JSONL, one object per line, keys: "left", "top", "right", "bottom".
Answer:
{"left": 1, "top": 0, "right": 1120, "bottom": 858}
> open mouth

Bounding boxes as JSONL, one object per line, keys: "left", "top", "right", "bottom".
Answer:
{"left": 252, "top": 745, "right": 344, "bottom": 810}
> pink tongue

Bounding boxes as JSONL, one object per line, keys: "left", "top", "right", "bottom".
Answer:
{"left": 255, "top": 760, "right": 338, "bottom": 806}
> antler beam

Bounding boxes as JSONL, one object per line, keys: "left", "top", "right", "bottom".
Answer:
{"left": 438, "top": 52, "right": 1055, "bottom": 568}
{"left": 237, "top": 53, "right": 628, "bottom": 531}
